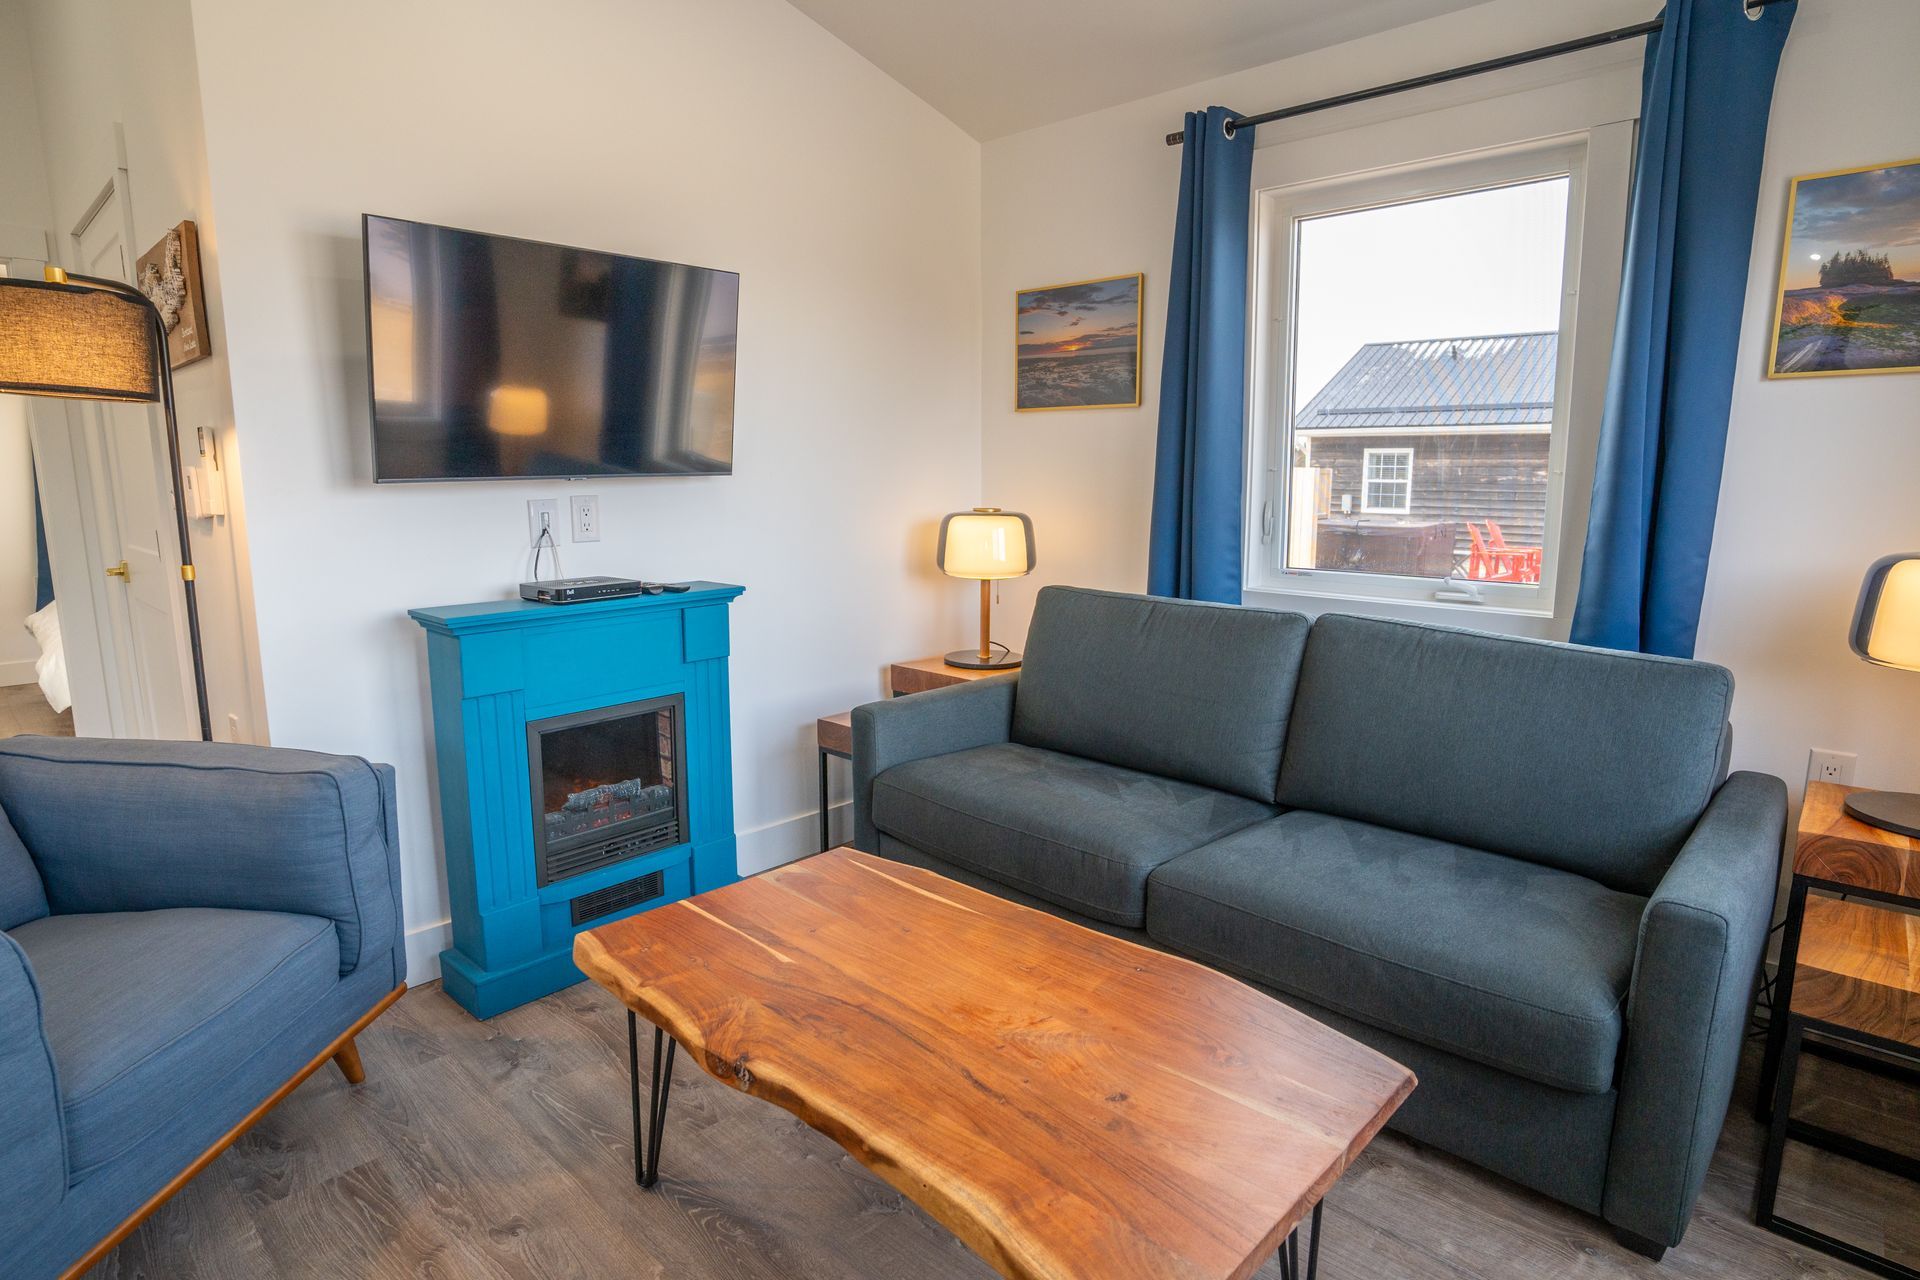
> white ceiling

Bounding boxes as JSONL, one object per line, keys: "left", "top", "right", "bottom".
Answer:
{"left": 787, "top": 0, "right": 1495, "bottom": 141}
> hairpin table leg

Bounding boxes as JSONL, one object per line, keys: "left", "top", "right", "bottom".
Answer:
{"left": 628, "top": 1010, "right": 677, "bottom": 1189}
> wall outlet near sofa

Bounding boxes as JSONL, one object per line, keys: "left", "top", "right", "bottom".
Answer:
{"left": 1807, "top": 748, "right": 1857, "bottom": 786}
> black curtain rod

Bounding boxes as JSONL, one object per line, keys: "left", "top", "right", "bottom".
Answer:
{"left": 1164, "top": 0, "right": 1795, "bottom": 146}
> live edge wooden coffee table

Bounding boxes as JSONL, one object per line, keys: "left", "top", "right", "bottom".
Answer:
{"left": 574, "top": 848, "right": 1415, "bottom": 1280}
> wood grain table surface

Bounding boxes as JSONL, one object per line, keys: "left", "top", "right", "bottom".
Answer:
{"left": 575, "top": 848, "right": 1415, "bottom": 1280}
{"left": 1797, "top": 780, "right": 1920, "bottom": 899}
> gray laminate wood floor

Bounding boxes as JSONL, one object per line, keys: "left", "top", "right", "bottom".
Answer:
{"left": 0, "top": 683, "right": 72, "bottom": 738}
{"left": 97, "top": 980, "right": 1917, "bottom": 1279}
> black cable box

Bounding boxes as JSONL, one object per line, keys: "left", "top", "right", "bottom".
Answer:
{"left": 519, "top": 576, "right": 649, "bottom": 604}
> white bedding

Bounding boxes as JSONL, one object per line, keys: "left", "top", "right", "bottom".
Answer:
{"left": 24, "top": 600, "right": 70, "bottom": 714}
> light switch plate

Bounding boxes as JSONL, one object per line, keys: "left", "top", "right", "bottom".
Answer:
{"left": 527, "top": 499, "right": 560, "bottom": 548}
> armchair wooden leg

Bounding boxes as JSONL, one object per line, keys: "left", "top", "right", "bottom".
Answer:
{"left": 331, "top": 1038, "right": 366, "bottom": 1085}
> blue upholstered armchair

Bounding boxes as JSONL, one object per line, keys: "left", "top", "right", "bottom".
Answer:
{"left": 0, "top": 737, "right": 407, "bottom": 1279}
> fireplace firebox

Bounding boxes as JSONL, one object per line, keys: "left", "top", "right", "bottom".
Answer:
{"left": 528, "top": 695, "right": 688, "bottom": 886}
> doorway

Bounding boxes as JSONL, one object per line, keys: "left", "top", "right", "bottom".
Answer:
{"left": 3, "top": 171, "right": 197, "bottom": 741}
{"left": 0, "top": 322, "right": 71, "bottom": 736}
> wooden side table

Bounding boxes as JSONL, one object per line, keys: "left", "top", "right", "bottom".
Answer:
{"left": 888, "top": 656, "right": 1011, "bottom": 697}
{"left": 815, "top": 713, "right": 852, "bottom": 854}
{"left": 1754, "top": 781, "right": 1920, "bottom": 1278}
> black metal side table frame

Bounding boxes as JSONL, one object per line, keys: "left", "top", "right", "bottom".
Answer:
{"left": 1756, "top": 1009, "right": 1920, "bottom": 1280}
{"left": 1752, "top": 856, "right": 1920, "bottom": 1280}
{"left": 1759, "top": 872, "right": 1920, "bottom": 1115}
{"left": 817, "top": 737, "right": 850, "bottom": 854}
{"left": 625, "top": 1011, "right": 1333, "bottom": 1276}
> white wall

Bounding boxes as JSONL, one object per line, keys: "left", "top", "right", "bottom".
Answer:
{"left": 12, "top": 0, "right": 265, "bottom": 741}
{"left": 979, "top": 0, "right": 1652, "bottom": 642}
{"left": 1695, "top": 0, "right": 1920, "bottom": 815}
{"left": 187, "top": 0, "right": 983, "bottom": 977}
{"left": 981, "top": 0, "right": 1920, "bottom": 814}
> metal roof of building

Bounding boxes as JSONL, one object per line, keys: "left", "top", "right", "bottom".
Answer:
{"left": 1294, "top": 332, "right": 1558, "bottom": 432}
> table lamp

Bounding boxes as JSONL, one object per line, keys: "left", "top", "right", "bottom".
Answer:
{"left": 937, "top": 507, "right": 1035, "bottom": 670}
{"left": 0, "top": 266, "right": 211, "bottom": 739}
{"left": 1845, "top": 552, "right": 1920, "bottom": 836}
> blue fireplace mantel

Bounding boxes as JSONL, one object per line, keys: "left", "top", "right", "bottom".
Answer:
{"left": 409, "top": 582, "right": 743, "bottom": 1018}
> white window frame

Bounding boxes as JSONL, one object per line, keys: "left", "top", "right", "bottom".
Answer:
{"left": 1360, "top": 447, "right": 1413, "bottom": 515}
{"left": 1242, "top": 69, "right": 1637, "bottom": 635}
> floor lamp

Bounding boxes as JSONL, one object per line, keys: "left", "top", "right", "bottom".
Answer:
{"left": 0, "top": 265, "right": 212, "bottom": 740}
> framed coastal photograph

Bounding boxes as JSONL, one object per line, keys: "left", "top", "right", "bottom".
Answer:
{"left": 1769, "top": 157, "right": 1920, "bottom": 378}
{"left": 1015, "top": 273, "right": 1142, "bottom": 410}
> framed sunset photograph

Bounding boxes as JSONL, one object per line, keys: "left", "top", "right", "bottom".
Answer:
{"left": 1769, "top": 156, "right": 1920, "bottom": 378}
{"left": 1015, "top": 273, "right": 1143, "bottom": 410}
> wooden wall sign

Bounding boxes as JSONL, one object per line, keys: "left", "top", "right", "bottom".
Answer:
{"left": 135, "top": 220, "right": 212, "bottom": 369}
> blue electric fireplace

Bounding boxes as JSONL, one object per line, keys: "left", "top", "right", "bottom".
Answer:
{"left": 409, "top": 582, "right": 744, "bottom": 1018}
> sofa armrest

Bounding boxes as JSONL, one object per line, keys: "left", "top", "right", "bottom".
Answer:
{"left": 1603, "top": 770, "right": 1787, "bottom": 1246}
{"left": 851, "top": 676, "right": 1017, "bottom": 853}
{"left": 0, "top": 738, "right": 403, "bottom": 978}
{"left": 0, "top": 933, "right": 66, "bottom": 1242}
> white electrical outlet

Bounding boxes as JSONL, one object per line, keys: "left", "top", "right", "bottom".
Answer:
{"left": 527, "top": 499, "right": 559, "bottom": 548}
{"left": 1807, "top": 748, "right": 1857, "bottom": 786}
{"left": 570, "top": 494, "right": 601, "bottom": 543}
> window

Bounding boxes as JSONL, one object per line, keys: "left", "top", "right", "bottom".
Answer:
{"left": 1247, "top": 118, "right": 1634, "bottom": 622}
{"left": 1361, "top": 448, "right": 1412, "bottom": 514}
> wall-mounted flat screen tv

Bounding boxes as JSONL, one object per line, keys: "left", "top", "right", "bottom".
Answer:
{"left": 362, "top": 214, "right": 738, "bottom": 481}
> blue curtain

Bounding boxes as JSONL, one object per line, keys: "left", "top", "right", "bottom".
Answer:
{"left": 1570, "top": 0, "right": 1794, "bottom": 656}
{"left": 1149, "top": 106, "right": 1254, "bottom": 603}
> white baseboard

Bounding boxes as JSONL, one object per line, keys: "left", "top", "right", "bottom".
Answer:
{"left": 400, "top": 802, "right": 847, "bottom": 987}
{"left": 0, "top": 658, "right": 39, "bottom": 687}
{"left": 736, "top": 800, "right": 849, "bottom": 875}
{"left": 404, "top": 917, "right": 453, "bottom": 984}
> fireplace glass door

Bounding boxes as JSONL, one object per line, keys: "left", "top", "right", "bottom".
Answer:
{"left": 527, "top": 694, "right": 687, "bottom": 885}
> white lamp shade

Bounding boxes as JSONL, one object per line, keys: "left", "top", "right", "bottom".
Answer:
{"left": 937, "top": 509, "right": 1035, "bottom": 581}
{"left": 1851, "top": 554, "right": 1920, "bottom": 673}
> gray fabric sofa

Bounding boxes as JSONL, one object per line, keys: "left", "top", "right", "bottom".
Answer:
{"left": 852, "top": 586, "right": 1786, "bottom": 1258}
{"left": 0, "top": 737, "right": 406, "bottom": 1279}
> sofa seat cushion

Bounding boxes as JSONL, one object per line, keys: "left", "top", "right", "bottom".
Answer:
{"left": 871, "top": 742, "right": 1277, "bottom": 927}
{"left": 1146, "top": 811, "right": 1646, "bottom": 1093}
{"left": 9, "top": 907, "right": 340, "bottom": 1181}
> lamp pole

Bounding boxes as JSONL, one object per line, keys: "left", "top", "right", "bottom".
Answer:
{"left": 57, "top": 268, "right": 213, "bottom": 741}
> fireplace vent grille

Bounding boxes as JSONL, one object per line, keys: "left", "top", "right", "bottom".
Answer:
{"left": 544, "top": 819, "right": 681, "bottom": 884}
{"left": 570, "top": 870, "right": 666, "bottom": 926}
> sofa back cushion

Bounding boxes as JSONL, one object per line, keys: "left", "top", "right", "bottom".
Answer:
{"left": 1012, "top": 587, "right": 1310, "bottom": 802}
{"left": 0, "top": 801, "right": 48, "bottom": 931}
{"left": 1277, "top": 614, "right": 1734, "bottom": 894}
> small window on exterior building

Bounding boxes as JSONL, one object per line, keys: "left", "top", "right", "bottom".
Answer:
{"left": 1361, "top": 448, "right": 1412, "bottom": 514}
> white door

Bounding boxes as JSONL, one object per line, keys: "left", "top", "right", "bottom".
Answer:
{"left": 70, "top": 177, "right": 195, "bottom": 739}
